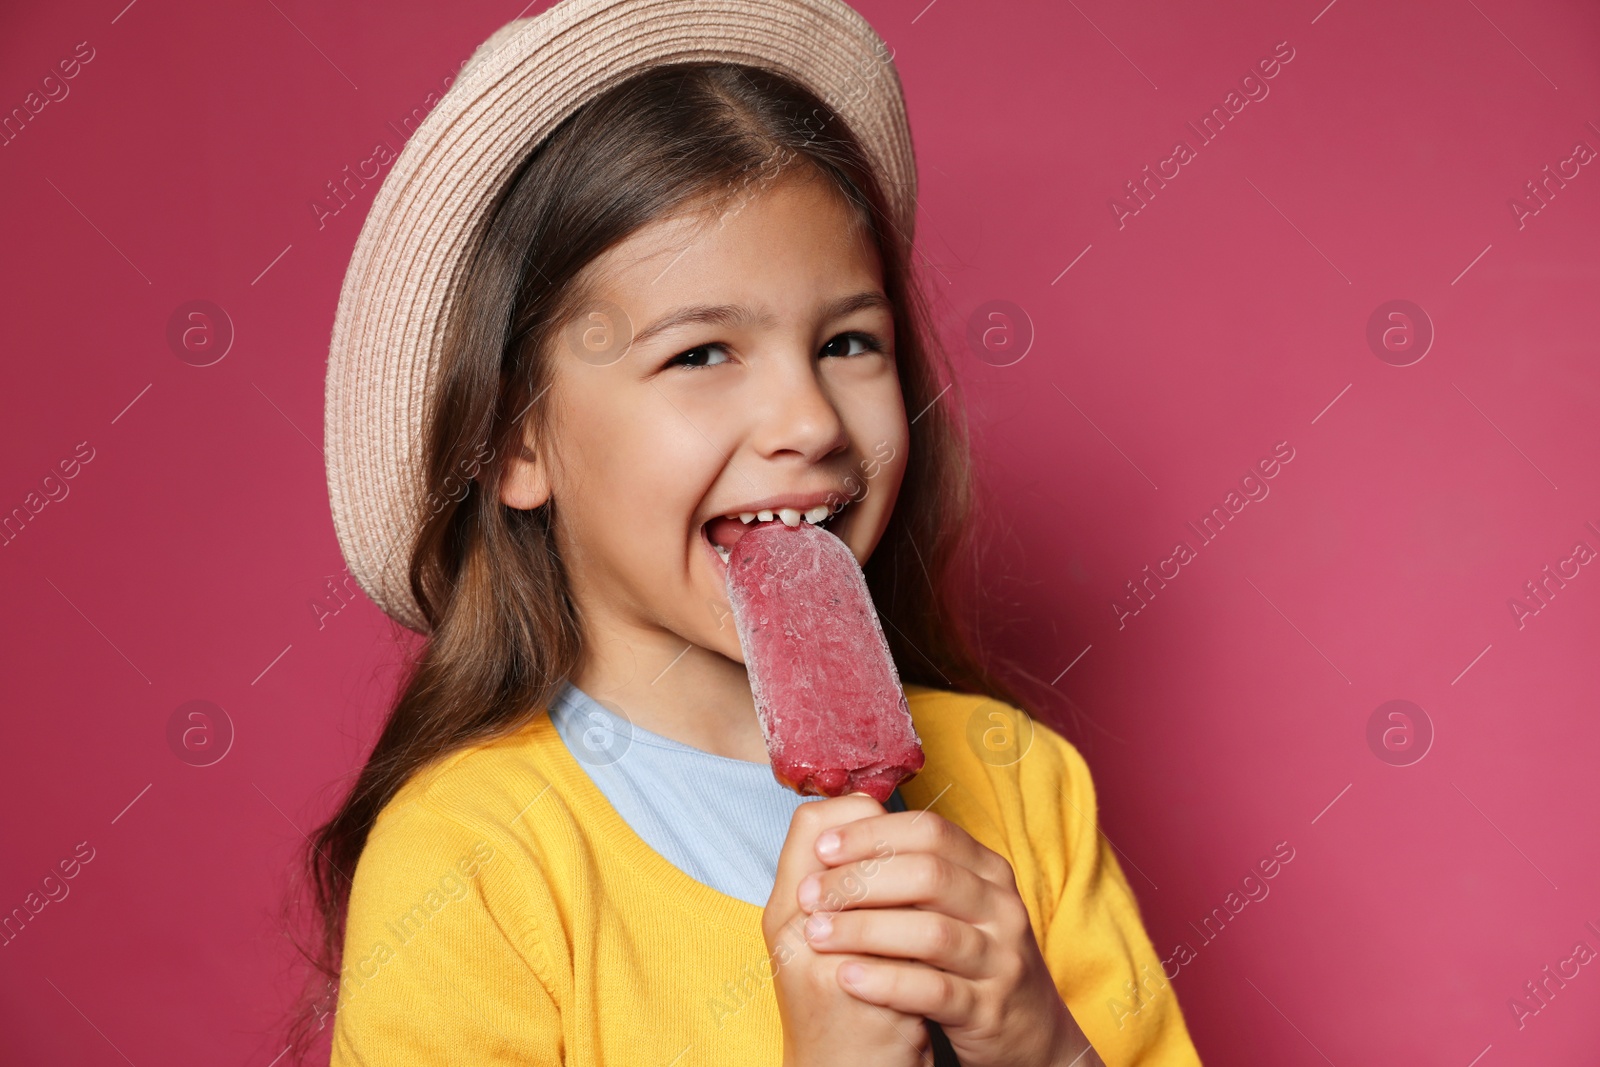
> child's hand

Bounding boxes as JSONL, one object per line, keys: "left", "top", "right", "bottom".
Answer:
{"left": 795, "top": 807, "right": 1105, "bottom": 1067}
{"left": 764, "top": 794, "right": 935, "bottom": 1067}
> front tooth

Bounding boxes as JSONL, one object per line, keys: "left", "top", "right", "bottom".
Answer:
{"left": 756, "top": 509, "right": 774, "bottom": 522}
{"left": 778, "top": 508, "right": 802, "bottom": 527}
{"left": 739, "top": 512, "right": 756, "bottom": 523}
{"left": 802, "top": 506, "right": 829, "bottom": 524}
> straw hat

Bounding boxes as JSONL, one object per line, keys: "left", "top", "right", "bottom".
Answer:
{"left": 323, "top": 0, "right": 919, "bottom": 633}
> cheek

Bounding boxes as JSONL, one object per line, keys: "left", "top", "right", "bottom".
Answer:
{"left": 632, "top": 396, "right": 735, "bottom": 495}
{"left": 567, "top": 380, "right": 721, "bottom": 493}
{"left": 843, "top": 381, "right": 910, "bottom": 496}
{"left": 832, "top": 359, "right": 906, "bottom": 431}
{"left": 830, "top": 378, "right": 909, "bottom": 565}
{"left": 559, "top": 389, "right": 724, "bottom": 545}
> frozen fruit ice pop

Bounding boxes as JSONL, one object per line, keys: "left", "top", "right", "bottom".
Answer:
{"left": 724, "top": 518, "right": 924, "bottom": 803}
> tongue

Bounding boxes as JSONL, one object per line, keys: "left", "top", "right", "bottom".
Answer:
{"left": 707, "top": 515, "right": 777, "bottom": 550}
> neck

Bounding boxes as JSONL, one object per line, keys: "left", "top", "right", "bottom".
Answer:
{"left": 569, "top": 617, "right": 771, "bottom": 764}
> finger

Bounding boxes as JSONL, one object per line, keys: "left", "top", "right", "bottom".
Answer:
{"left": 765, "top": 794, "right": 886, "bottom": 932}
{"left": 804, "top": 905, "right": 993, "bottom": 978}
{"left": 812, "top": 809, "right": 1017, "bottom": 891}
{"left": 800, "top": 850, "right": 996, "bottom": 925}
{"left": 770, "top": 794, "right": 885, "bottom": 892}
{"left": 834, "top": 956, "right": 978, "bottom": 1026}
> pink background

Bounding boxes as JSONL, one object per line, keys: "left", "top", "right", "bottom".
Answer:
{"left": 3, "top": 0, "right": 1597, "bottom": 1063}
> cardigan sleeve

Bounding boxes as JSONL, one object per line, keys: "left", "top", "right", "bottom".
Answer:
{"left": 329, "top": 795, "right": 564, "bottom": 1066}
{"left": 1034, "top": 728, "right": 1204, "bottom": 1067}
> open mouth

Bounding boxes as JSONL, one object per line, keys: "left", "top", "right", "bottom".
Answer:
{"left": 701, "top": 502, "right": 849, "bottom": 567}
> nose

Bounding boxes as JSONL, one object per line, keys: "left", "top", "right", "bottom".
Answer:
{"left": 747, "top": 352, "right": 850, "bottom": 464}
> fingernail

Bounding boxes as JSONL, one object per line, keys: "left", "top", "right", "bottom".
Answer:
{"left": 816, "top": 831, "right": 840, "bottom": 858}
{"left": 838, "top": 961, "right": 865, "bottom": 986}
{"left": 797, "top": 873, "right": 819, "bottom": 910}
{"left": 805, "top": 912, "right": 831, "bottom": 941}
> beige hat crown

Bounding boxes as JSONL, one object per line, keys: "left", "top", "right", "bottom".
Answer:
{"left": 324, "top": 0, "right": 918, "bottom": 633}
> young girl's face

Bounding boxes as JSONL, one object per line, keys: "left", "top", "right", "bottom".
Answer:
{"left": 500, "top": 167, "right": 909, "bottom": 668}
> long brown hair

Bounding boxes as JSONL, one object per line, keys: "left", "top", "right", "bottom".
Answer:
{"left": 279, "top": 59, "right": 1047, "bottom": 1060}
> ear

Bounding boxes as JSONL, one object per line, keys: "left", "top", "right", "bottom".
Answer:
{"left": 498, "top": 419, "right": 551, "bottom": 510}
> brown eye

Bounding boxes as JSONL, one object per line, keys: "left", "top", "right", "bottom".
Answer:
{"left": 821, "top": 331, "right": 884, "bottom": 358}
{"left": 665, "top": 343, "right": 732, "bottom": 370}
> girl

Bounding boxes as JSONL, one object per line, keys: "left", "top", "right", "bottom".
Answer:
{"left": 287, "top": 5, "right": 1202, "bottom": 1065}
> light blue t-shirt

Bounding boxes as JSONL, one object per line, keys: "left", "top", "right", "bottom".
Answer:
{"left": 548, "top": 680, "right": 905, "bottom": 907}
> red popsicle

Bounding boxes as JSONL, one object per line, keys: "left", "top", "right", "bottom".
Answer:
{"left": 723, "top": 518, "right": 925, "bottom": 802}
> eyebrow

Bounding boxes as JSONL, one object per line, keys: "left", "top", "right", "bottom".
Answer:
{"left": 629, "top": 290, "right": 892, "bottom": 349}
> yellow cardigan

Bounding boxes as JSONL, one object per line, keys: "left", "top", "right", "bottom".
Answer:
{"left": 329, "top": 684, "right": 1202, "bottom": 1065}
